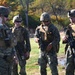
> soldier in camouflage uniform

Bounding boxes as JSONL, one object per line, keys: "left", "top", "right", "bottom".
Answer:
{"left": 62, "top": 9, "right": 75, "bottom": 75}
{"left": 12, "top": 15, "right": 31, "bottom": 75}
{"left": 34, "top": 12, "right": 60, "bottom": 75}
{"left": 0, "top": 6, "right": 17, "bottom": 75}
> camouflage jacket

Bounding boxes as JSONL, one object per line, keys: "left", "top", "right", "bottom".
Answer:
{"left": 12, "top": 26, "right": 31, "bottom": 53}
{"left": 0, "top": 24, "right": 17, "bottom": 58}
{"left": 34, "top": 24, "right": 60, "bottom": 52}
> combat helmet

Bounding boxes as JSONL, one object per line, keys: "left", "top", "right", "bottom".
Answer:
{"left": 40, "top": 12, "right": 50, "bottom": 21}
{"left": 67, "top": 9, "right": 75, "bottom": 17}
{"left": 13, "top": 15, "right": 22, "bottom": 23}
{"left": 0, "top": 6, "right": 10, "bottom": 17}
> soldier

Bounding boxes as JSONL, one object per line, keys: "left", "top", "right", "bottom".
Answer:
{"left": 34, "top": 12, "right": 60, "bottom": 75}
{"left": 12, "top": 15, "right": 31, "bottom": 75}
{"left": 0, "top": 6, "right": 17, "bottom": 75}
{"left": 62, "top": 9, "right": 75, "bottom": 75}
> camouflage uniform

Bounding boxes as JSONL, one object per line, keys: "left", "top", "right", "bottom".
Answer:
{"left": 12, "top": 15, "right": 31, "bottom": 75}
{"left": 62, "top": 9, "right": 75, "bottom": 75}
{"left": 34, "top": 12, "right": 60, "bottom": 75}
{"left": 0, "top": 6, "right": 17, "bottom": 75}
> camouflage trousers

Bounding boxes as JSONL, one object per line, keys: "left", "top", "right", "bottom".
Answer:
{"left": 65, "top": 47, "right": 75, "bottom": 75}
{"left": 0, "top": 57, "right": 13, "bottom": 75}
{"left": 0, "top": 57, "right": 9, "bottom": 75}
{"left": 38, "top": 51, "right": 58, "bottom": 75}
{"left": 12, "top": 61, "right": 18, "bottom": 75}
{"left": 13, "top": 54, "right": 26, "bottom": 75}
{"left": 0, "top": 48, "right": 14, "bottom": 75}
{"left": 19, "top": 56, "right": 26, "bottom": 75}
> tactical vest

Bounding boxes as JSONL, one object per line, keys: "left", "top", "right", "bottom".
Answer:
{"left": 39, "top": 24, "right": 54, "bottom": 42}
{"left": 0, "top": 25, "right": 17, "bottom": 48}
{"left": 12, "top": 26, "right": 24, "bottom": 42}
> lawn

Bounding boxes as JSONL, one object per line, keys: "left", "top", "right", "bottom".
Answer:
{"left": 25, "top": 38, "right": 66, "bottom": 75}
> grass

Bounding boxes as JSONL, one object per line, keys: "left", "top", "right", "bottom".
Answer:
{"left": 26, "top": 38, "right": 39, "bottom": 75}
{"left": 24, "top": 38, "right": 66, "bottom": 75}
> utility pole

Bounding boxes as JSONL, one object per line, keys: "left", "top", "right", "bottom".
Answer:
{"left": 19, "top": 0, "right": 29, "bottom": 29}
{"left": 25, "top": 0, "right": 29, "bottom": 29}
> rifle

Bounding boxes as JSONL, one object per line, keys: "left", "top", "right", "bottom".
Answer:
{"left": 66, "top": 33, "right": 75, "bottom": 63}
{"left": 38, "top": 37, "right": 44, "bottom": 51}
{"left": 66, "top": 27, "right": 75, "bottom": 49}
{"left": 36, "top": 28, "right": 44, "bottom": 51}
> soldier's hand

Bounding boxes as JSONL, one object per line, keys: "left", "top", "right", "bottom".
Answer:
{"left": 13, "top": 55, "right": 19, "bottom": 64}
{"left": 34, "top": 37, "right": 39, "bottom": 43}
{"left": 25, "top": 52, "right": 30, "bottom": 60}
{"left": 62, "top": 36, "right": 68, "bottom": 43}
{"left": 46, "top": 43, "right": 52, "bottom": 52}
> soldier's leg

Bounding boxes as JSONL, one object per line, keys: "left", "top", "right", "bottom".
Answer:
{"left": 19, "top": 56, "right": 26, "bottom": 75}
{"left": 12, "top": 61, "right": 18, "bottom": 75}
{"left": 65, "top": 50, "right": 74, "bottom": 75}
{"left": 38, "top": 55, "right": 47, "bottom": 75}
{"left": 66, "top": 62, "right": 74, "bottom": 75}
{"left": 47, "top": 54, "right": 58, "bottom": 75}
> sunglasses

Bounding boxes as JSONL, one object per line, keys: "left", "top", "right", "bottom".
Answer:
{"left": 43, "top": 21, "right": 49, "bottom": 22}
{"left": 15, "top": 21, "right": 22, "bottom": 23}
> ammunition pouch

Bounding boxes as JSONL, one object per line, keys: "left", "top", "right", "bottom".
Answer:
{"left": 0, "top": 26, "right": 12, "bottom": 47}
{"left": 0, "top": 52, "right": 13, "bottom": 63}
{"left": 39, "top": 25, "right": 54, "bottom": 42}
{"left": 4, "top": 29, "right": 12, "bottom": 47}
{"left": 40, "top": 32, "right": 53, "bottom": 42}
{"left": 3, "top": 54, "right": 13, "bottom": 63}
{"left": 4, "top": 38, "right": 11, "bottom": 47}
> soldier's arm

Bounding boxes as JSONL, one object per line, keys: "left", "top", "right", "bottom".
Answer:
{"left": 23, "top": 29, "right": 31, "bottom": 52}
{"left": 46, "top": 26, "right": 60, "bottom": 53}
{"left": 51, "top": 26, "right": 60, "bottom": 47}
{"left": 46, "top": 26, "right": 60, "bottom": 52}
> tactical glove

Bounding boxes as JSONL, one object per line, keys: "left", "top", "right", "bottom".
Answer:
{"left": 46, "top": 43, "right": 52, "bottom": 52}
{"left": 62, "top": 36, "right": 68, "bottom": 43}
{"left": 34, "top": 37, "right": 39, "bottom": 43}
{"left": 25, "top": 52, "right": 30, "bottom": 60}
